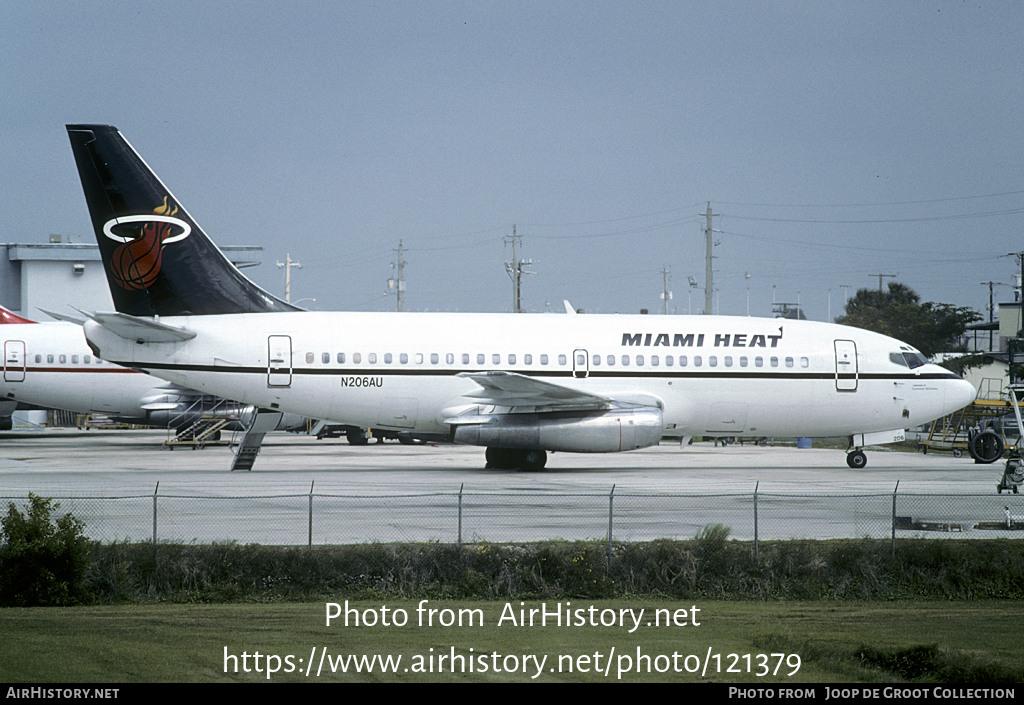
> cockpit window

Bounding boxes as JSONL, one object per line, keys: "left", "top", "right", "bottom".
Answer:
{"left": 890, "top": 353, "right": 909, "bottom": 367}
{"left": 902, "top": 352, "right": 927, "bottom": 369}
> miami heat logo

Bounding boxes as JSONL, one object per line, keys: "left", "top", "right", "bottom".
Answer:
{"left": 101, "top": 197, "right": 191, "bottom": 290}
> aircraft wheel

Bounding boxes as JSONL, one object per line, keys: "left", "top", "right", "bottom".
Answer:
{"left": 967, "top": 430, "right": 1003, "bottom": 464}
{"left": 520, "top": 449, "right": 547, "bottom": 471}
{"left": 346, "top": 429, "right": 369, "bottom": 446}
{"left": 846, "top": 450, "right": 867, "bottom": 469}
{"left": 485, "top": 447, "right": 517, "bottom": 469}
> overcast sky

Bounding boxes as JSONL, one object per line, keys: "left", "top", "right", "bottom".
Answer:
{"left": 2, "top": 1, "right": 1021, "bottom": 322}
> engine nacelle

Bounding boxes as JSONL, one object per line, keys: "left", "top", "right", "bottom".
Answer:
{"left": 452, "top": 407, "right": 664, "bottom": 453}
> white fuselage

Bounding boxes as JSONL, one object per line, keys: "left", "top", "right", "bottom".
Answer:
{"left": 1, "top": 322, "right": 162, "bottom": 417}
{"left": 82, "top": 311, "right": 977, "bottom": 442}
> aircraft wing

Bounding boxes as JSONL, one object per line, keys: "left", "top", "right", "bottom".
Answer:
{"left": 456, "top": 371, "right": 613, "bottom": 412}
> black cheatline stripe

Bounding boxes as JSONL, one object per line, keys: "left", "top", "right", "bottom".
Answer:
{"left": 121, "top": 360, "right": 962, "bottom": 384}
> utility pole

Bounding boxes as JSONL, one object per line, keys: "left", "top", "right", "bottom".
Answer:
{"left": 868, "top": 273, "right": 896, "bottom": 293}
{"left": 277, "top": 253, "right": 302, "bottom": 303}
{"left": 387, "top": 240, "right": 406, "bottom": 312}
{"left": 703, "top": 202, "right": 719, "bottom": 315}
{"left": 505, "top": 225, "right": 533, "bottom": 313}
{"left": 663, "top": 266, "right": 671, "bottom": 315}
{"left": 981, "top": 281, "right": 1007, "bottom": 351}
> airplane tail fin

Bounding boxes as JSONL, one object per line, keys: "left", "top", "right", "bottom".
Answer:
{"left": 0, "top": 306, "right": 37, "bottom": 324}
{"left": 66, "top": 125, "right": 298, "bottom": 316}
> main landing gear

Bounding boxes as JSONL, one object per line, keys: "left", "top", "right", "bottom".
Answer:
{"left": 846, "top": 449, "right": 868, "bottom": 469}
{"left": 485, "top": 447, "right": 548, "bottom": 471}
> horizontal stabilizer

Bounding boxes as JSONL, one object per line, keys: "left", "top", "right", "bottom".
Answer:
{"left": 38, "top": 309, "right": 86, "bottom": 325}
{"left": 80, "top": 310, "right": 196, "bottom": 343}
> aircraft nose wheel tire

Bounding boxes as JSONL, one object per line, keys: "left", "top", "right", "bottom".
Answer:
{"left": 846, "top": 450, "right": 867, "bottom": 469}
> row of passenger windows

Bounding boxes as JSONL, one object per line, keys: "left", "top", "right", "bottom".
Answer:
{"left": 309, "top": 352, "right": 569, "bottom": 366}
{"left": 33, "top": 354, "right": 102, "bottom": 365}
{"left": 304, "top": 351, "right": 811, "bottom": 369}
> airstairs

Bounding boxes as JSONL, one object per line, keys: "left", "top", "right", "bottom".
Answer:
{"left": 163, "top": 397, "right": 243, "bottom": 449}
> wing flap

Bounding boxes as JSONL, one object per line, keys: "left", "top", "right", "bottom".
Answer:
{"left": 456, "top": 371, "right": 613, "bottom": 411}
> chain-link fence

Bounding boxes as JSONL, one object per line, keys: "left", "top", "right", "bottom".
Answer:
{"left": 4, "top": 485, "right": 1024, "bottom": 547}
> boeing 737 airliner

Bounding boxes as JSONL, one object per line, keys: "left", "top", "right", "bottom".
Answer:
{"left": 66, "top": 124, "right": 976, "bottom": 470}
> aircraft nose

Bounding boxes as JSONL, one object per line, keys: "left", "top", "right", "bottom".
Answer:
{"left": 947, "top": 377, "right": 976, "bottom": 413}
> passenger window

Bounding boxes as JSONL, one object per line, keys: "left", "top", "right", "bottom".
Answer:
{"left": 636, "top": 354, "right": 644, "bottom": 366}
{"left": 694, "top": 356, "right": 702, "bottom": 367}
{"left": 477, "top": 354, "right": 485, "bottom": 365}
{"left": 523, "top": 354, "right": 532, "bottom": 365}
{"left": 651, "top": 355, "right": 659, "bottom": 367}
{"left": 59, "top": 355, "right": 66, "bottom": 364}
{"left": 35, "top": 354, "right": 41, "bottom": 363}
{"left": 606, "top": 355, "right": 615, "bottom": 366}
{"left": 541, "top": 354, "right": 549, "bottom": 365}
{"left": 509, "top": 354, "right": 516, "bottom": 365}
{"left": 666, "top": 355, "right": 674, "bottom": 367}
{"left": 592, "top": 354, "right": 601, "bottom": 366}
{"left": 770, "top": 357, "right": 779, "bottom": 368}
{"left": 72, "top": 355, "right": 79, "bottom": 364}
{"left": 305, "top": 352, "right": 314, "bottom": 364}
{"left": 384, "top": 353, "right": 393, "bottom": 364}
{"left": 755, "top": 356, "right": 763, "bottom": 368}
{"left": 461, "top": 353, "right": 469, "bottom": 365}
{"left": 368, "top": 353, "right": 377, "bottom": 364}
{"left": 415, "top": 353, "right": 424, "bottom": 364}
{"left": 84, "top": 355, "right": 91, "bottom": 364}
{"left": 801, "top": 357, "right": 809, "bottom": 368}
{"left": 353, "top": 353, "right": 361, "bottom": 364}
{"left": 724, "top": 356, "right": 732, "bottom": 367}
{"left": 739, "top": 356, "right": 747, "bottom": 368}
{"left": 322, "top": 352, "right": 330, "bottom": 364}
{"left": 708, "top": 356, "right": 717, "bottom": 368}
{"left": 47, "top": 354, "right": 54, "bottom": 363}
{"left": 492, "top": 354, "right": 500, "bottom": 365}
{"left": 558, "top": 354, "right": 567, "bottom": 365}
{"left": 785, "top": 357, "right": 794, "bottom": 368}
{"left": 337, "top": 353, "right": 345, "bottom": 364}
{"left": 432, "top": 353, "right": 441, "bottom": 364}
{"left": 621, "top": 355, "right": 630, "bottom": 366}
{"left": 399, "top": 353, "right": 408, "bottom": 364}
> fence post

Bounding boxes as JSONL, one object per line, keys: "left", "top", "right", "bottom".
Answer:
{"left": 607, "top": 484, "right": 615, "bottom": 569}
{"left": 152, "top": 481, "right": 159, "bottom": 545}
{"left": 753, "top": 481, "right": 759, "bottom": 560}
{"left": 308, "top": 480, "right": 314, "bottom": 549}
{"left": 891, "top": 480, "right": 899, "bottom": 557}
{"left": 458, "top": 483, "right": 463, "bottom": 546}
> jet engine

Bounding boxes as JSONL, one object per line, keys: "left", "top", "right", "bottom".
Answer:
{"left": 451, "top": 406, "right": 664, "bottom": 453}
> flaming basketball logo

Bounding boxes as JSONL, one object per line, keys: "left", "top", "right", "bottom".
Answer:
{"left": 102, "top": 198, "right": 191, "bottom": 291}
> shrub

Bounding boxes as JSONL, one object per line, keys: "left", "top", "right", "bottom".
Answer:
{"left": 0, "top": 494, "right": 91, "bottom": 606}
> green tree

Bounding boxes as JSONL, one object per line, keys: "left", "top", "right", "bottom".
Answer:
{"left": 0, "top": 494, "right": 91, "bottom": 606}
{"left": 836, "top": 282, "right": 980, "bottom": 358}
